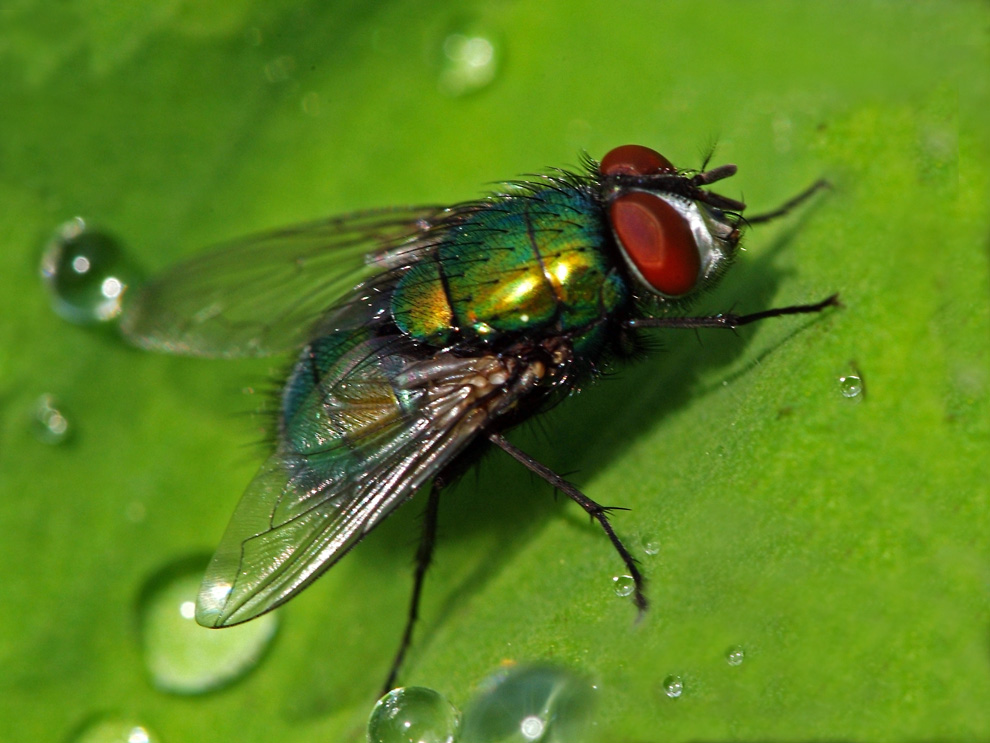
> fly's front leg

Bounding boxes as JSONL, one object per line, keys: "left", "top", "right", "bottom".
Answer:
{"left": 743, "top": 179, "right": 831, "bottom": 224}
{"left": 489, "top": 432, "right": 647, "bottom": 616}
{"left": 626, "top": 293, "right": 839, "bottom": 331}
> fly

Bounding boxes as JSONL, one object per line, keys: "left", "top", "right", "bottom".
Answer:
{"left": 119, "top": 144, "right": 838, "bottom": 693}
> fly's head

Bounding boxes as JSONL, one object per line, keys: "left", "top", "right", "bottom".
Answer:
{"left": 598, "top": 144, "right": 747, "bottom": 302}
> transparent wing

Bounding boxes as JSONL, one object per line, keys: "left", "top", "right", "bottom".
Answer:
{"left": 195, "top": 329, "right": 525, "bottom": 627}
{"left": 120, "top": 206, "right": 448, "bottom": 358}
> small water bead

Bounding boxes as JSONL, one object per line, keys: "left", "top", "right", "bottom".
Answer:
{"left": 612, "top": 574, "right": 635, "bottom": 598}
{"left": 662, "top": 675, "right": 683, "bottom": 698}
{"left": 70, "top": 717, "right": 158, "bottom": 743}
{"left": 367, "top": 687, "right": 460, "bottom": 743}
{"left": 839, "top": 361, "right": 866, "bottom": 401}
{"left": 139, "top": 560, "right": 278, "bottom": 694}
{"left": 838, "top": 373, "right": 863, "bottom": 399}
{"left": 32, "top": 393, "right": 71, "bottom": 444}
{"left": 460, "top": 664, "right": 595, "bottom": 743}
{"left": 640, "top": 536, "right": 660, "bottom": 556}
{"left": 40, "top": 218, "right": 140, "bottom": 324}
{"left": 437, "top": 22, "right": 500, "bottom": 97}
{"left": 725, "top": 646, "right": 745, "bottom": 666}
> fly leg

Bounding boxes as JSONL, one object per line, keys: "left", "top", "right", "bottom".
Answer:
{"left": 743, "top": 179, "right": 830, "bottom": 224}
{"left": 626, "top": 293, "right": 839, "bottom": 330}
{"left": 489, "top": 432, "right": 647, "bottom": 616}
{"left": 381, "top": 480, "right": 442, "bottom": 696}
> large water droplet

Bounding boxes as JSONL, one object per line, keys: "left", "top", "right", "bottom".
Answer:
{"left": 32, "top": 393, "right": 71, "bottom": 444}
{"left": 612, "top": 574, "right": 635, "bottom": 598}
{"left": 460, "top": 664, "right": 595, "bottom": 743}
{"left": 138, "top": 558, "right": 278, "bottom": 694}
{"left": 367, "top": 686, "right": 460, "bottom": 743}
{"left": 437, "top": 21, "right": 500, "bottom": 97}
{"left": 40, "top": 218, "right": 140, "bottom": 324}
{"left": 662, "top": 674, "right": 684, "bottom": 698}
{"left": 70, "top": 716, "right": 158, "bottom": 743}
{"left": 725, "top": 645, "right": 745, "bottom": 666}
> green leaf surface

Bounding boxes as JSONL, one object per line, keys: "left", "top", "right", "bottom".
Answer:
{"left": 1, "top": 1, "right": 988, "bottom": 740}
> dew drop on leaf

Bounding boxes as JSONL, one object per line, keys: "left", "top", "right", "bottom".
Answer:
{"left": 612, "top": 574, "right": 635, "bottom": 597}
{"left": 40, "top": 218, "right": 141, "bottom": 325}
{"left": 725, "top": 645, "right": 745, "bottom": 666}
{"left": 70, "top": 716, "right": 158, "bottom": 743}
{"left": 32, "top": 393, "right": 71, "bottom": 445}
{"left": 138, "top": 559, "right": 278, "bottom": 694}
{"left": 460, "top": 664, "right": 595, "bottom": 742}
{"left": 662, "top": 674, "right": 684, "bottom": 698}
{"left": 367, "top": 686, "right": 460, "bottom": 743}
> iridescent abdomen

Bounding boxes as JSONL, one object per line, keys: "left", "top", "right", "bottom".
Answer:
{"left": 392, "top": 187, "right": 628, "bottom": 348}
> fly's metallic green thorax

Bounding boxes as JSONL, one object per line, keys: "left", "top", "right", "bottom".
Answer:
{"left": 392, "top": 185, "right": 628, "bottom": 355}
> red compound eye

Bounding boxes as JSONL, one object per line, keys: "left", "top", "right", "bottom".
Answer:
{"left": 600, "top": 145, "right": 676, "bottom": 177}
{"left": 610, "top": 191, "right": 701, "bottom": 296}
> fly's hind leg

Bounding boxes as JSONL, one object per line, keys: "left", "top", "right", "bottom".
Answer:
{"left": 489, "top": 432, "right": 647, "bottom": 616}
{"left": 381, "top": 480, "right": 442, "bottom": 696}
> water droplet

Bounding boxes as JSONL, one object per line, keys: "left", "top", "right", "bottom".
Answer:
{"left": 838, "top": 373, "right": 863, "bottom": 399}
{"left": 662, "top": 674, "right": 684, "bottom": 698}
{"left": 641, "top": 536, "right": 660, "bottom": 555}
{"left": 612, "top": 574, "right": 635, "bottom": 597}
{"left": 138, "top": 558, "right": 278, "bottom": 694}
{"left": 40, "top": 218, "right": 140, "bottom": 324}
{"left": 725, "top": 645, "right": 745, "bottom": 666}
{"left": 837, "top": 362, "right": 866, "bottom": 400}
{"left": 437, "top": 21, "right": 500, "bottom": 97}
{"left": 460, "top": 664, "right": 595, "bottom": 743}
{"left": 70, "top": 716, "right": 158, "bottom": 743}
{"left": 32, "top": 393, "right": 71, "bottom": 444}
{"left": 264, "top": 54, "right": 295, "bottom": 83}
{"left": 367, "top": 686, "right": 460, "bottom": 743}
{"left": 301, "top": 91, "right": 322, "bottom": 116}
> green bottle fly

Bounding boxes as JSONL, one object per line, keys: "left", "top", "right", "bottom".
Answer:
{"left": 120, "top": 145, "right": 836, "bottom": 692}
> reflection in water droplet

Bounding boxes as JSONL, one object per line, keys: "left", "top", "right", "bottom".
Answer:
{"left": 460, "top": 664, "right": 595, "bottom": 743}
{"left": 838, "top": 373, "right": 863, "bottom": 399}
{"left": 32, "top": 393, "right": 71, "bottom": 444}
{"left": 612, "top": 574, "right": 635, "bottom": 597}
{"left": 139, "top": 559, "right": 277, "bottom": 694}
{"left": 70, "top": 716, "right": 158, "bottom": 743}
{"left": 662, "top": 674, "right": 684, "bottom": 698}
{"left": 367, "top": 686, "right": 460, "bottom": 743}
{"left": 40, "top": 218, "right": 140, "bottom": 324}
{"left": 519, "top": 714, "right": 544, "bottom": 740}
{"left": 437, "top": 22, "right": 500, "bottom": 97}
{"left": 725, "top": 645, "right": 745, "bottom": 666}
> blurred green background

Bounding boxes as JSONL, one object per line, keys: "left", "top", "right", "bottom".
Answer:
{"left": 1, "top": 0, "right": 988, "bottom": 740}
